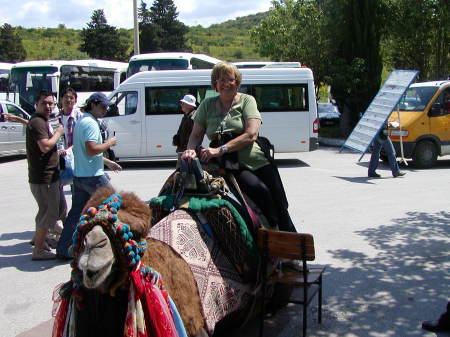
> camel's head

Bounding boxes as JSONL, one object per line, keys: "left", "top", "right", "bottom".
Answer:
{"left": 71, "top": 186, "right": 151, "bottom": 294}
{"left": 78, "top": 225, "right": 115, "bottom": 290}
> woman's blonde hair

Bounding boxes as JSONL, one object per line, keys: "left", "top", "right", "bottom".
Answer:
{"left": 211, "top": 62, "right": 242, "bottom": 91}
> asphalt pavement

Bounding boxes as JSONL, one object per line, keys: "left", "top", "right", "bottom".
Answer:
{"left": 1, "top": 147, "right": 449, "bottom": 337}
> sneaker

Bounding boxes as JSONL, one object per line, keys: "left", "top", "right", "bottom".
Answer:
{"left": 32, "top": 249, "right": 56, "bottom": 260}
{"left": 393, "top": 171, "right": 406, "bottom": 178}
{"left": 368, "top": 172, "right": 381, "bottom": 178}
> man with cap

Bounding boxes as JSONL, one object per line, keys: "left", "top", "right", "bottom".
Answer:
{"left": 56, "top": 92, "right": 121, "bottom": 260}
{"left": 172, "top": 94, "right": 197, "bottom": 153}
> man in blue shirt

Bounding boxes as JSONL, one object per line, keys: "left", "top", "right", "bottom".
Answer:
{"left": 56, "top": 92, "right": 121, "bottom": 260}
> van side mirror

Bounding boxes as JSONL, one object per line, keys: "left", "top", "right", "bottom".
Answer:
{"left": 429, "top": 103, "right": 442, "bottom": 117}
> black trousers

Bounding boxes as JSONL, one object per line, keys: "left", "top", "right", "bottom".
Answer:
{"left": 234, "top": 164, "right": 296, "bottom": 232}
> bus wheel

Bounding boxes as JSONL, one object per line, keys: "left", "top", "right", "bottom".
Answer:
{"left": 412, "top": 140, "right": 437, "bottom": 168}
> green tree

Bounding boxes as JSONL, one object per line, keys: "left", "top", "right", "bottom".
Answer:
{"left": 384, "top": 0, "right": 450, "bottom": 80}
{"left": 324, "top": 0, "right": 386, "bottom": 133}
{"left": 251, "top": 0, "right": 330, "bottom": 94}
{"left": 138, "top": 0, "right": 189, "bottom": 52}
{"left": 0, "top": 23, "right": 26, "bottom": 62}
{"left": 79, "top": 9, "right": 130, "bottom": 61}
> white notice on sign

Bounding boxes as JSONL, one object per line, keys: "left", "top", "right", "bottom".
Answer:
{"left": 342, "top": 70, "right": 419, "bottom": 155}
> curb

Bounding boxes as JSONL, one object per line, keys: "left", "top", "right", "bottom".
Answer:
{"left": 318, "top": 137, "right": 345, "bottom": 147}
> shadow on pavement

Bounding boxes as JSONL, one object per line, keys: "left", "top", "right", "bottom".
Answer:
{"left": 319, "top": 210, "right": 450, "bottom": 337}
{"left": 0, "top": 230, "right": 60, "bottom": 272}
{"left": 0, "top": 155, "right": 26, "bottom": 164}
{"left": 240, "top": 210, "right": 450, "bottom": 337}
{"left": 0, "top": 230, "right": 34, "bottom": 241}
{"left": 276, "top": 159, "right": 309, "bottom": 168}
{"left": 332, "top": 176, "right": 378, "bottom": 184}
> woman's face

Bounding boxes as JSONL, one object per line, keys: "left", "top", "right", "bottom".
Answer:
{"left": 216, "top": 71, "right": 239, "bottom": 97}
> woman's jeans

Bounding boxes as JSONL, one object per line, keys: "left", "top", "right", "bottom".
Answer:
{"left": 56, "top": 175, "right": 110, "bottom": 258}
{"left": 368, "top": 136, "right": 400, "bottom": 176}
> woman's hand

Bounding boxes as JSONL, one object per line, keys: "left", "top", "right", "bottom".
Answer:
{"left": 181, "top": 149, "right": 197, "bottom": 162}
{"left": 199, "top": 147, "right": 221, "bottom": 162}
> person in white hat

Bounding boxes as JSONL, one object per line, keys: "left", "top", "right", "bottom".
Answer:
{"left": 173, "top": 94, "right": 197, "bottom": 152}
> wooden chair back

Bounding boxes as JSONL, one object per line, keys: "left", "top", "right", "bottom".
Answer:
{"left": 257, "top": 228, "right": 315, "bottom": 261}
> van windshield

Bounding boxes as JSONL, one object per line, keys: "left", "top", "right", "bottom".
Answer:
{"left": 398, "top": 86, "right": 438, "bottom": 111}
{"left": 127, "top": 59, "right": 189, "bottom": 77}
{"left": 9, "top": 66, "right": 58, "bottom": 114}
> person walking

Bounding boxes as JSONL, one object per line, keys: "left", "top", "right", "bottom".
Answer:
{"left": 56, "top": 92, "right": 121, "bottom": 260}
{"left": 26, "top": 90, "right": 66, "bottom": 260}
{"left": 368, "top": 123, "right": 406, "bottom": 178}
{"left": 172, "top": 94, "right": 197, "bottom": 153}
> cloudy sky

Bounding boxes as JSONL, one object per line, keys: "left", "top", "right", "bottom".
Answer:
{"left": 0, "top": 0, "right": 273, "bottom": 29}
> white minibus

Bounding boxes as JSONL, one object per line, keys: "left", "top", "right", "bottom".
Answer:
{"left": 103, "top": 67, "right": 319, "bottom": 161}
{"left": 9, "top": 59, "right": 127, "bottom": 114}
{"left": 233, "top": 61, "right": 301, "bottom": 69}
{"left": 126, "top": 52, "right": 221, "bottom": 78}
{"left": 0, "top": 62, "right": 13, "bottom": 101}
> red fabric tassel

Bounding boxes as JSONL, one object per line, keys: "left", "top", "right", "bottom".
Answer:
{"left": 52, "top": 297, "right": 69, "bottom": 337}
{"left": 129, "top": 269, "right": 179, "bottom": 337}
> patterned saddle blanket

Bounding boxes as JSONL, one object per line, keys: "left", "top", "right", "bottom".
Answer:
{"left": 148, "top": 209, "right": 254, "bottom": 335}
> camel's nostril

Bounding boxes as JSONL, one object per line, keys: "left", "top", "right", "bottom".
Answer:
{"left": 86, "top": 269, "right": 97, "bottom": 278}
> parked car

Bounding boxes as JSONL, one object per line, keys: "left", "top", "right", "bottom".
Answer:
{"left": 318, "top": 102, "right": 341, "bottom": 126}
{"left": 0, "top": 100, "right": 30, "bottom": 157}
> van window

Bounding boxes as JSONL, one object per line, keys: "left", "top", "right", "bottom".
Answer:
{"left": 251, "top": 84, "right": 308, "bottom": 112}
{"left": 399, "top": 86, "right": 438, "bottom": 111}
{"left": 6, "top": 103, "right": 26, "bottom": 118}
{"left": 145, "top": 86, "right": 218, "bottom": 115}
{"left": 190, "top": 58, "right": 215, "bottom": 69}
{"left": 106, "top": 91, "right": 138, "bottom": 117}
{"left": 431, "top": 89, "right": 450, "bottom": 116}
{"left": 60, "top": 65, "right": 115, "bottom": 92}
{"left": 0, "top": 70, "right": 9, "bottom": 93}
{"left": 127, "top": 59, "right": 189, "bottom": 77}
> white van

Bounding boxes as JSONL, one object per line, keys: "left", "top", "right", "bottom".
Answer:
{"left": 103, "top": 67, "right": 319, "bottom": 161}
{"left": 127, "top": 52, "right": 221, "bottom": 78}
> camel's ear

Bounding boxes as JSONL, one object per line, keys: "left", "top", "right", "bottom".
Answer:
{"left": 83, "top": 186, "right": 116, "bottom": 214}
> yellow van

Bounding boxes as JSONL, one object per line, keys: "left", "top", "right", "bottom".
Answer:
{"left": 387, "top": 81, "right": 450, "bottom": 168}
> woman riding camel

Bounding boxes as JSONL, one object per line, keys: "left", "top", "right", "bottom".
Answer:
{"left": 181, "top": 61, "right": 296, "bottom": 232}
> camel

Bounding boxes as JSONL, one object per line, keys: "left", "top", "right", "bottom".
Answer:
{"left": 52, "top": 182, "right": 260, "bottom": 337}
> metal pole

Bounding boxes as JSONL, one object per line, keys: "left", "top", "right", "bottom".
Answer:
{"left": 133, "top": 0, "right": 140, "bottom": 55}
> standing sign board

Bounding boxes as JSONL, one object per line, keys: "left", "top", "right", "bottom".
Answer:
{"left": 341, "top": 70, "right": 419, "bottom": 159}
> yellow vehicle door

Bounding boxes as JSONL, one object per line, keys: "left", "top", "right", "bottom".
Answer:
{"left": 429, "top": 89, "right": 450, "bottom": 153}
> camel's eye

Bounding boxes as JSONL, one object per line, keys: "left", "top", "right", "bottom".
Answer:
{"left": 95, "top": 237, "right": 108, "bottom": 249}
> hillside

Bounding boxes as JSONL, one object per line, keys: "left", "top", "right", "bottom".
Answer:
{"left": 13, "top": 12, "right": 268, "bottom": 62}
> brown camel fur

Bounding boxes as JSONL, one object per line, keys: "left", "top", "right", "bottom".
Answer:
{"left": 81, "top": 186, "right": 206, "bottom": 336}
